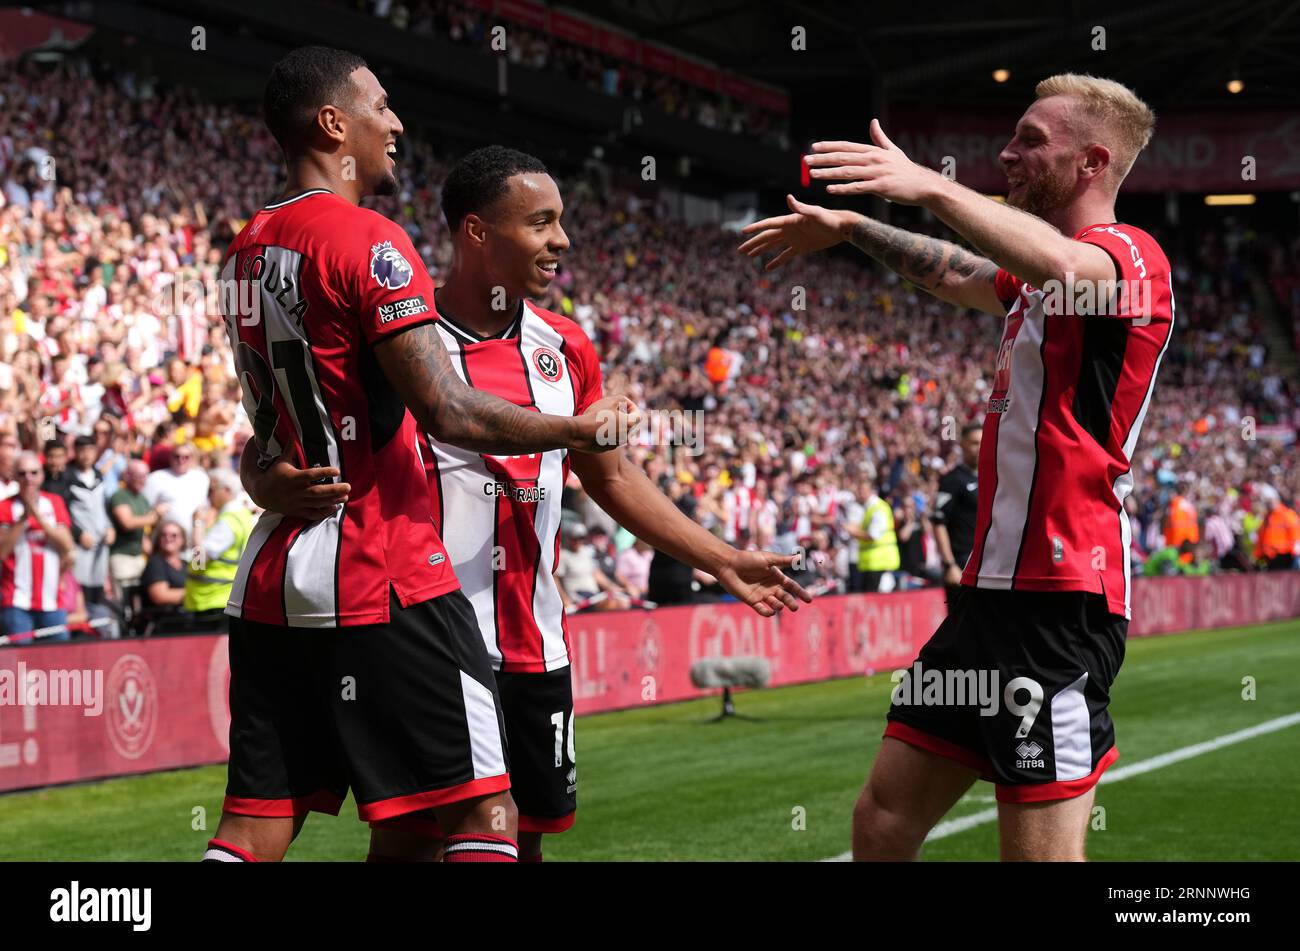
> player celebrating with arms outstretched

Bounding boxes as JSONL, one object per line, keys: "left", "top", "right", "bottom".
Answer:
{"left": 741, "top": 74, "right": 1172, "bottom": 861}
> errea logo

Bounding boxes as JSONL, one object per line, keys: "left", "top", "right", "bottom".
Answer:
{"left": 1015, "top": 741, "right": 1045, "bottom": 769}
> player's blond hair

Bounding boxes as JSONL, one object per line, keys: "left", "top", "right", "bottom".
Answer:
{"left": 1035, "top": 74, "right": 1155, "bottom": 185}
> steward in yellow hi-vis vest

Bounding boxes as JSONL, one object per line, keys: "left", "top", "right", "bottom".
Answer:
{"left": 858, "top": 494, "right": 900, "bottom": 573}
{"left": 184, "top": 474, "right": 253, "bottom": 613}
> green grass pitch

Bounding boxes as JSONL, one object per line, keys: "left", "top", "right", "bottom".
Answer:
{"left": 2, "top": 619, "right": 1297, "bottom": 861}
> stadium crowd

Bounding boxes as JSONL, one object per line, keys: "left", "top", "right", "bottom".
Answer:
{"left": 333, "top": 0, "right": 791, "bottom": 146}
{"left": 1, "top": 56, "right": 1297, "bottom": 639}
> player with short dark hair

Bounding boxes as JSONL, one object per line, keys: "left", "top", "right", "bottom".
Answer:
{"left": 438, "top": 145, "right": 549, "bottom": 234}
{"left": 741, "top": 73, "right": 1172, "bottom": 861}
{"left": 250, "top": 144, "right": 811, "bottom": 862}
{"left": 203, "top": 47, "right": 638, "bottom": 865}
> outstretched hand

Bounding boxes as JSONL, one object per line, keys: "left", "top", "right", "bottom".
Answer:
{"left": 716, "top": 549, "right": 815, "bottom": 617}
{"left": 804, "top": 118, "right": 944, "bottom": 204}
{"left": 737, "top": 194, "right": 855, "bottom": 271}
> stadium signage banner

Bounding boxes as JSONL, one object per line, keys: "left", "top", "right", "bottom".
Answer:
{"left": 0, "top": 637, "right": 229, "bottom": 794}
{"left": 0, "top": 574, "right": 1297, "bottom": 792}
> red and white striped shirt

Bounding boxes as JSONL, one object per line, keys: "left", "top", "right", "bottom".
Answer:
{"left": 421, "top": 300, "right": 602, "bottom": 672}
{"left": 0, "top": 491, "right": 71, "bottom": 612}
{"left": 724, "top": 485, "right": 754, "bottom": 543}
{"left": 963, "top": 223, "right": 1174, "bottom": 619}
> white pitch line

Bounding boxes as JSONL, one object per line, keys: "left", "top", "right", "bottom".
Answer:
{"left": 822, "top": 711, "right": 1300, "bottom": 861}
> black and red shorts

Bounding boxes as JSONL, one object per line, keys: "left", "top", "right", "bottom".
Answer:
{"left": 884, "top": 586, "right": 1126, "bottom": 803}
{"left": 223, "top": 588, "right": 510, "bottom": 822}
{"left": 372, "top": 665, "right": 578, "bottom": 839}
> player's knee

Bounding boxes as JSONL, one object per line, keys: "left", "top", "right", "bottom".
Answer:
{"left": 998, "top": 798, "right": 1091, "bottom": 862}
{"left": 852, "top": 782, "right": 924, "bottom": 859}
{"left": 469, "top": 792, "right": 518, "bottom": 836}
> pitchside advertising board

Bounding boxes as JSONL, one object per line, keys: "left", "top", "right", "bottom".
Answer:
{"left": 1, "top": 573, "right": 1298, "bottom": 794}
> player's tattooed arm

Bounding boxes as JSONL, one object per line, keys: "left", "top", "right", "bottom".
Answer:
{"left": 737, "top": 197, "right": 1004, "bottom": 316}
{"left": 847, "top": 217, "right": 1005, "bottom": 316}
{"left": 375, "top": 323, "right": 638, "bottom": 455}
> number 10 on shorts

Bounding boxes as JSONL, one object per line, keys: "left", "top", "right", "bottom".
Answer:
{"left": 550, "top": 710, "right": 576, "bottom": 767}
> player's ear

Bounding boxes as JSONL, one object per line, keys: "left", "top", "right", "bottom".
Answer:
{"left": 1081, "top": 143, "right": 1110, "bottom": 180}
{"left": 462, "top": 213, "right": 488, "bottom": 249}
{"left": 315, "top": 104, "right": 347, "bottom": 146}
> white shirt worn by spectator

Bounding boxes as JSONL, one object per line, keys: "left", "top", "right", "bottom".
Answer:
{"left": 143, "top": 466, "right": 210, "bottom": 529}
{"left": 556, "top": 544, "right": 600, "bottom": 598}
{"left": 845, "top": 497, "right": 866, "bottom": 564}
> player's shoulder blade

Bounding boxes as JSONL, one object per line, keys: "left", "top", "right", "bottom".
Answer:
{"left": 1082, "top": 221, "right": 1170, "bottom": 273}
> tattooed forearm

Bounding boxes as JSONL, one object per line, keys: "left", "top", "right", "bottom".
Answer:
{"left": 377, "top": 323, "right": 577, "bottom": 454}
{"left": 849, "top": 217, "right": 997, "bottom": 294}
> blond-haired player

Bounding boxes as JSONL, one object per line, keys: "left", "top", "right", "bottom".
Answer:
{"left": 741, "top": 74, "right": 1173, "bottom": 861}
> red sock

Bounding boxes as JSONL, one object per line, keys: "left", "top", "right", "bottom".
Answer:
{"left": 443, "top": 833, "right": 518, "bottom": 862}
{"left": 522, "top": 851, "right": 543, "bottom": 863}
{"left": 366, "top": 852, "right": 403, "bottom": 862}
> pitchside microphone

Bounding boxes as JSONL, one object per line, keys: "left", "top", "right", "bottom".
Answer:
{"left": 690, "top": 656, "right": 772, "bottom": 721}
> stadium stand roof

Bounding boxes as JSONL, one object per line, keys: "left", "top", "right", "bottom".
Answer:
{"left": 562, "top": 0, "right": 1300, "bottom": 114}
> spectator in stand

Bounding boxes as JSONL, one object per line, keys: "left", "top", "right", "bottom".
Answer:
{"left": 850, "top": 477, "right": 899, "bottom": 593}
{"left": 787, "top": 528, "right": 838, "bottom": 593}
{"left": 0, "top": 430, "right": 17, "bottom": 500}
{"left": 587, "top": 526, "right": 623, "bottom": 588}
{"left": 1202, "top": 503, "right": 1243, "bottom": 572}
{"left": 67, "top": 434, "right": 114, "bottom": 622}
{"left": 1256, "top": 490, "right": 1300, "bottom": 571}
{"left": 110, "top": 459, "right": 164, "bottom": 601}
{"left": 555, "top": 524, "right": 627, "bottom": 611}
{"left": 932, "top": 423, "right": 981, "bottom": 608}
{"left": 843, "top": 482, "right": 868, "bottom": 593}
{"left": 1163, "top": 492, "right": 1200, "bottom": 564}
{"left": 41, "top": 437, "right": 76, "bottom": 507}
{"left": 647, "top": 481, "right": 701, "bottom": 605}
{"left": 182, "top": 469, "right": 251, "bottom": 617}
{"left": 0, "top": 451, "right": 75, "bottom": 638}
{"left": 91, "top": 416, "right": 128, "bottom": 496}
{"left": 143, "top": 442, "right": 209, "bottom": 529}
{"left": 894, "top": 494, "right": 929, "bottom": 589}
{"left": 141, "top": 519, "right": 187, "bottom": 618}
{"left": 147, "top": 422, "right": 179, "bottom": 472}
{"left": 617, "top": 537, "right": 655, "bottom": 600}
